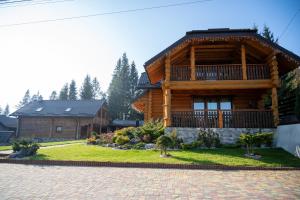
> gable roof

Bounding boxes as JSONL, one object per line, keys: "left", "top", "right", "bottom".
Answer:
{"left": 144, "top": 28, "right": 300, "bottom": 83}
{"left": 11, "top": 100, "right": 105, "bottom": 117}
{"left": 136, "top": 72, "right": 161, "bottom": 89}
{"left": 0, "top": 115, "right": 17, "bottom": 128}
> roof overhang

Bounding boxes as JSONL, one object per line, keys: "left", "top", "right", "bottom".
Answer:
{"left": 144, "top": 29, "right": 300, "bottom": 84}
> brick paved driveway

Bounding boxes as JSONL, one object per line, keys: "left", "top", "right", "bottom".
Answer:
{"left": 0, "top": 164, "right": 299, "bottom": 200}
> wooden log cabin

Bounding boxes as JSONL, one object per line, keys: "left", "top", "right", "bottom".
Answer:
{"left": 132, "top": 29, "right": 300, "bottom": 129}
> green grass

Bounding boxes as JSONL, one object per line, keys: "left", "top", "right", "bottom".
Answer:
{"left": 0, "top": 140, "right": 85, "bottom": 151}
{"left": 30, "top": 144, "right": 300, "bottom": 167}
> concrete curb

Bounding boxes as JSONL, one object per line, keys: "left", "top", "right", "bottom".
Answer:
{"left": 0, "top": 159, "right": 299, "bottom": 171}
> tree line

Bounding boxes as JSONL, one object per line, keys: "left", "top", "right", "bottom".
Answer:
{"left": 15, "top": 53, "right": 143, "bottom": 120}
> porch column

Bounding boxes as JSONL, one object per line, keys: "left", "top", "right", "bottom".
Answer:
{"left": 75, "top": 119, "right": 80, "bottom": 139}
{"left": 269, "top": 55, "right": 280, "bottom": 126}
{"left": 241, "top": 45, "right": 247, "bottom": 80}
{"left": 147, "top": 90, "right": 152, "bottom": 121}
{"left": 190, "top": 46, "right": 196, "bottom": 80}
{"left": 163, "top": 88, "right": 171, "bottom": 127}
{"left": 272, "top": 87, "right": 279, "bottom": 126}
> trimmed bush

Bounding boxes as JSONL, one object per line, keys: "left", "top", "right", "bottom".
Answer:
{"left": 115, "top": 135, "right": 130, "bottom": 145}
{"left": 198, "top": 129, "right": 220, "bottom": 148}
{"left": 11, "top": 139, "right": 40, "bottom": 156}
{"left": 156, "top": 135, "right": 173, "bottom": 156}
{"left": 98, "top": 133, "right": 114, "bottom": 144}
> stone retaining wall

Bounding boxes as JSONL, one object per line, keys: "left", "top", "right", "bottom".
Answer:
{"left": 165, "top": 127, "right": 276, "bottom": 144}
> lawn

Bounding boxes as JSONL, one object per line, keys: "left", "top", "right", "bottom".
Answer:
{"left": 30, "top": 144, "right": 300, "bottom": 167}
{"left": 0, "top": 140, "right": 85, "bottom": 151}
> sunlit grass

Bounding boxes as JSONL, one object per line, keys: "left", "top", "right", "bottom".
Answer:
{"left": 30, "top": 144, "right": 300, "bottom": 167}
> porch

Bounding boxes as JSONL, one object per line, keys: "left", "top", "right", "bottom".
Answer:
{"left": 171, "top": 109, "right": 274, "bottom": 128}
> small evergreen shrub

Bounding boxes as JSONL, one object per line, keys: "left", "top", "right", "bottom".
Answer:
{"left": 11, "top": 139, "right": 40, "bottom": 156}
{"left": 87, "top": 136, "right": 97, "bottom": 145}
{"left": 132, "top": 142, "right": 146, "bottom": 149}
{"left": 198, "top": 129, "right": 220, "bottom": 148}
{"left": 156, "top": 135, "right": 173, "bottom": 156}
{"left": 98, "top": 133, "right": 114, "bottom": 144}
{"left": 115, "top": 135, "right": 130, "bottom": 145}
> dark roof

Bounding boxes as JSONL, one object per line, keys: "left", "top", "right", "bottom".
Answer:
{"left": 0, "top": 115, "right": 17, "bottom": 128}
{"left": 111, "top": 119, "right": 144, "bottom": 127}
{"left": 136, "top": 72, "right": 161, "bottom": 89}
{"left": 10, "top": 100, "right": 105, "bottom": 117}
{"left": 144, "top": 28, "right": 300, "bottom": 68}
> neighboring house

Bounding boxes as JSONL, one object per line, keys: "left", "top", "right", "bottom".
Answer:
{"left": 0, "top": 115, "right": 17, "bottom": 132}
{"left": 110, "top": 119, "right": 144, "bottom": 131}
{"left": 0, "top": 115, "right": 17, "bottom": 143}
{"left": 132, "top": 28, "right": 300, "bottom": 142}
{"left": 11, "top": 100, "right": 109, "bottom": 140}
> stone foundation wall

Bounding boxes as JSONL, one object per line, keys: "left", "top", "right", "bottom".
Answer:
{"left": 165, "top": 127, "right": 276, "bottom": 144}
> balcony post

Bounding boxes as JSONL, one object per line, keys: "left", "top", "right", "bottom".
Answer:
{"left": 241, "top": 45, "right": 247, "bottom": 80}
{"left": 190, "top": 46, "right": 196, "bottom": 80}
{"left": 218, "top": 110, "right": 223, "bottom": 128}
{"left": 272, "top": 87, "right": 279, "bottom": 126}
{"left": 163, "top": 88, "right": 171, "bottom": 127}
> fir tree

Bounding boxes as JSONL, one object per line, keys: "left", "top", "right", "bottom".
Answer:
{"left": 4, "top": 104, "right": 9, "bottom": 116}
{"left": 261, "top": 25, "right": 278, "bottom": 43}
{"left": 69, "top": 80, "right": 78, "bottom": 100}
{"left": 108, "top": 53, "right": 142, "bottom": 120}
{"left": 17, "top": 89, "right": 31, "bottom": 108}
{"left": 80, "top": 75, "right": 94, "bottom": 100}
{"left": 92, "top": 77, "right": 102, "bottom": 99}
{"left": 59, "top": 83, "right": 69, "bottom": 100}
{"left": 31, "top": 91, "right": 43, "bottom": 102}
{"left": 49, "top": 91, "right": 57, "bottom": 100}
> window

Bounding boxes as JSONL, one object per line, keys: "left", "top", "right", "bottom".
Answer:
{"left": 207, "top": 100, "right": 218, "bottom": 110}
{"left": 220, "top": 101, "right": 232, "bottom": 110}
{"left": 35, "top": 107, "right": 43, "bottom": 112}
{"left": 193, "top": 100, "right": 204, "bottom": 110}
{"left": 56, "top": 126, "right": 62, "bottom": 133}
{"left": 65, "top": 108, "right": 72, "bottom": 112}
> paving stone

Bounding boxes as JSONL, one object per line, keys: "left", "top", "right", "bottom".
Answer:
{"left": 0, "top": 164, "right": 299, "bottom": 199}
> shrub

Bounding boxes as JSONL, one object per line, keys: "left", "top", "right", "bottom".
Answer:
{"left": 239, "top": 133, "right": 256, "bottom": 155}
{"left": 169, "top": 130, "right": 183, "bottom": 149}
{"left": 90, "top": 131, "right": 99, "bottom": 138}
{"left": 115, "top": 135, "right": 130, "bottom": 145}
{"left": 258, "top": 132, "right": 273, "bottom": 147}
{"left": 132, "top": 142, "right": 146, "bottom": 149}
{"left": 156, "top": 135, "right": 173, "bottom": 156}
{"left": 114, "top": 127, "right": 136, "bottom": 139}
{"left": 87, "top": 136, "right": 97, "bottom": 145}
{"left": 140, "top": 120, "right": 164, "bottom": 142}
{"left": 11, "top": 139, "right": 40, "bottom": 156}
{"left": 142, "top": 134, "right": 151, "bottom": 143}
{"left": 198, "top": 129, "right": 220, "bottom": 148}
{"left": 180, "top": 141, "right": 202, "bottom": 150}
{"left": 98, "top": 133, "right": 114, "bottom": 144}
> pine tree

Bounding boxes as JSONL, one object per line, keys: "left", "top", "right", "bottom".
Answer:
{"left": 59, "top": 83, "right": 69, "bottom": 100}
{"left": 4, "top": 105, "right": 9, "bottom": 116}
{"left": 261, "top": 25, "right": 278, "bottom": 43}
{"left": 31, "top": 91, "right": 43, "bottom": 102}
{"left": 17, "top": 89, "right": 31, "bottom": 108}
{"left": 80, "top": 75, "right": 94, "bottom": 100}
{"left": 69, "top": 80, "right": 78, "bottom": 100}
{"left": 49, "top": 91, "right": 57, "bottom": 100}
{"left": 108, "top": 53, "right": 142, "bottom": 120}
{"left": 108, "top": 58, "right": 123, "bottom": 119}
{"left": 92, "top": 77, "right": 102, "bottom": 99}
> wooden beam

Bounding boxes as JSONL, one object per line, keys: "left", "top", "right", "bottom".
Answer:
{"left": 165, "top": 54, "right": 171, "bottom": 82}
{"left": 190, "top": 46, "right": 196, "bottom": 80}
{"left": 241, "top": 45, "right": 247, "bottom": 80}
{"left": 163, "top": 89, "right": 171, "bottom": 127}
{"left": 148, "top": 90, "right": 152, "bottom": 121}
{"left": 169, "top": 80, "right": 273, "bottom": 90}
{"left": 272, "top": 87, "right": 279, "bottom": 126}
{"left": 218, "top": 110, "right": 223, "bottom": 128}
{"left": 268, "top": 55, "right": 280, "bottom": 87}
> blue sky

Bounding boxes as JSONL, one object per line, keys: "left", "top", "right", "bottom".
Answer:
{"left": 0, "top": 0, "right": 299, "bottom": 110}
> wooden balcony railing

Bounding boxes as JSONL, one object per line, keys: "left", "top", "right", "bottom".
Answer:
{"left": 171, "top": 109, "right": 274, "bottom": 128}
{"left": 247, "top": 64, "right": 270, "bottom": 80}
{"left": 171, "top": 65, "right": 191, "bottom": 81}
{"left": 170, "top": 64, "right": 270, "bottom": 81}
{"left": 196, "top": 64, "right": 243, "bottom": 80}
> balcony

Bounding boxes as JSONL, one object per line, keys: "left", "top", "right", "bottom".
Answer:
{"left": 171, "top": 109, "right": 274, "bottom": 128}
{"left": 170, "top": 64, "right": 270, "bottom": 81}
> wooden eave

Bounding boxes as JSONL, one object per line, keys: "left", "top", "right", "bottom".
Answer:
{"left": 145, "top": 33, "right": 300, "bottom": 84}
